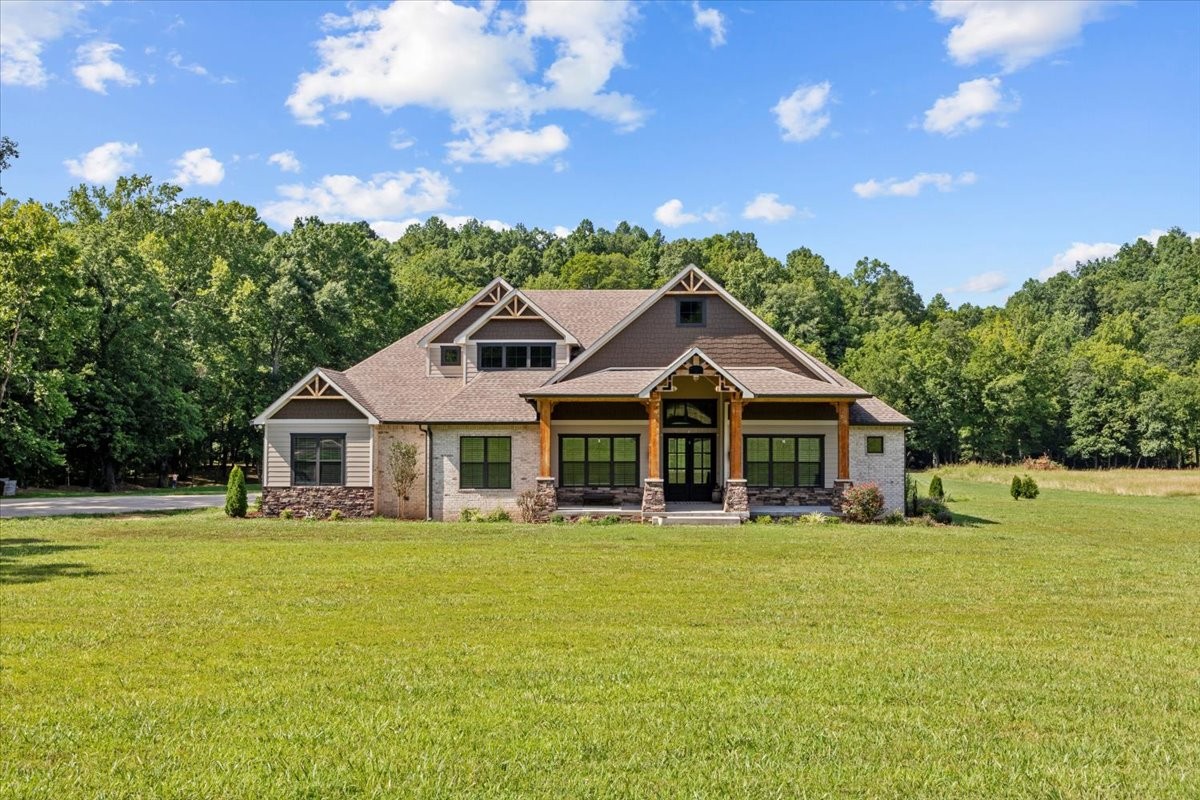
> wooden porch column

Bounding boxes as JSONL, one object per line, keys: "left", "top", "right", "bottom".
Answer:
{"left": 728, "top": 397, "right": 744, "bottom": 480}
{"left": 646, "top": 392, "right": 662, "bottom": 479}
{"left": 537, "top": 399, "right": 554, "bottom": 477}
{"left": 837, "top": 401, "right": 850, "bottom": 481}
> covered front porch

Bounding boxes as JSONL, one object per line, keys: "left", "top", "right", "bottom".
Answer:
{"left": 523, "top": 349, "right": 868, "bottom": 522}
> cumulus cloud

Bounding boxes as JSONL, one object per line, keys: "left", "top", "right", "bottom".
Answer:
{"left": 1040, "top": 240, "right": 1120, "bottom": 279}
{"left": 64, "top": 141, "right": 140, "bottom": 183}
{"left": 853, "top": 171, "right": 977, "bottom": 199}
{"left": 931, "top": 0, "right": 1115, "bottom": 73}
{"left": 742, "top": 193, "right": 804, "bottom": 223}
{"left": 369, "top": 214, "right": 510, "bottom": 241}
{"left": 772, "top": 81, "right": 832, "bottom": 142}
{"left": 923, "top": 76, "right": 1018, "bottom": 136}
{"left": 446, "top": 124, "right": 569, "bottom": 165}
{"left": 653, "top": 198, "right": 721, "bottom": 228}
{"left": 945, "top": 270, "right": 1008, "bottom": 294}
{"left": 260, "top": 169, "right": 454, "bottom": 230}
{"left": 286, "top": 1, "right": 642, "bottom": 165}
{"left": 389, "top": 129, "right": 415, "bottom": 150}
{"left": 73, "top": 41, "right": 139, "bottom": 94}
{"left": 692, "top": 2, "right": 726, "bottom": 47}
{"left": 171, "top": 147, "right": 225, "bottom": 186}
{"left": 553, "top": 225, "right": 572, "bottom": 238}
{"left": 268, "top": 151, "right": 302, "bottom": 173}
{"left": 0, "top": 0, "right": 85, "bottom": 87}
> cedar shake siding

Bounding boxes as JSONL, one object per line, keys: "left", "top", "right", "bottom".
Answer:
{"left": 572, "top": 295, "right": 821, "bottom": 378}
{"left": 432, "top": 304, "right": 490, "bottom": 343}
{"left": 272, "top": 398, "right": 366, "bottom": 419}
{"left": 472, "top": 318, "right": 563, "bottom": 340}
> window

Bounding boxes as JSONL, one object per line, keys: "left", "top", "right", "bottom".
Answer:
{"left": 477, "top": 343, "right": 555, "bottom": 370}
{"left": 866, "top": 435, "right": 884, "bottom": 454}
{"left": 291, "top": 434, "right": 345, "bottom": 486}
{"left": 560, "top": 435, "right": 639, "bottom": 487}
{"left": 745, "top": 435, "right": 823, "bottom": 488}
{"left": 460, "top": 436, "right": 511, "bottom": 489}
{"left": 440, "top": 346, "right": 461, "bottom": 366}
{"left": 664, "top": 400, "right": 717, "bottom": 427}
{"left": 677, "top": 298, "right": 706, "bottom": 326}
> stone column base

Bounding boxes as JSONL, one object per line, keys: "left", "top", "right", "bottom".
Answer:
{"left": 533, "top": 476, "right": 557, "bottom": 522}
{"left": 832, "top": 479, "right": 854, "bottom": 513}
{"left": 641, "top": 478, "right": 665, "bottom": 517}
{"left": 723, "top": 479, "right": 749, "bottom": 516}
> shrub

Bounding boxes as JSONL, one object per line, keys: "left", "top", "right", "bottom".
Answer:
{"left": 460, "top": 507, "right": 481, "bottom": 522}
{"left": 251, "top": 493, "right": 263, "bottom": 514}
{"left": 484, "top": 507, "right": 512, "bottom": 523}
{"left": 550, "top": 513, "right": 566, "bottom": 524}
{"left": 913, "top": 496, "right": 947, "bottom": 518}
{"left": 386, "top": 440, "right": 420, "bottom": 504}
{"left": 328, "top": 509, "right": 344, "bottom": 522}
{"left": 928, "top": 475, "right": 945, "bottom": 501}
{"left": 751, "top": 515, "right": 774, "bottom": 525}
{"left": 576, "top": 515, "right": 594, "bottom": 525}
{"left": 904, "top": 474, "right": 918, "bottom": 515}
{"left": 1022, "top": 454, "right": 1062, "bottom": 471}
{"left": 841, "top": 483, "right": 885, "bottom": 523}
{"left": 1011, "top": 475, "right": 1023, "bottom": 500}
{"left": 516, "top": 489, "right": 539, "bottom": 523}
{"left": 279, "top": 508, "right": 294, "bottom": 520}
{"left": 599, "top": 514, "right": 621, "bottom": 525}
{"left": 224, "top": 465, "right": 247, "bottom": 518}
{"left": 1020, "top": 475, "right": 1040, "bottom": 499}
{"left": 800, "top": 512, "right": 830, "bottom": 525}
{"left": 883, "top": 510, "right": 905, "bottom": 525}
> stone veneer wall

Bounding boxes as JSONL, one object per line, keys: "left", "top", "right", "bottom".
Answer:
{"left": 555, "top": 486, "right": 644, "bottom": 506}
{"left": 746, "top": 486, "right": 840, "bottom": 507}
{"left": 262, "top": 486, "right": 374, "bottom": 518}
{"left": 849, "top": 426, "right": 906, "bottom": 514}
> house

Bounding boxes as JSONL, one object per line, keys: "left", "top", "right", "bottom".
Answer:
{"left": 252, "top": 265, "right": 912, "bottom": 521}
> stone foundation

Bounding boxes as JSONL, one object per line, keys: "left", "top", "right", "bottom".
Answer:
{"left": 746, "top": 485, "right": 840, "bottom": 507}
{"left": 641, "top": 478, "right": 665, "bottom": 515}
{"left": 832, "top": 479, "right": 853, "bottom": 513}
{"left": 723, "top": 479, "right": 748, "bottom": 514}
{"left": 532, "top": 477, "right": 557, "bottom": 522}
{"left": 555, "top": 486, "right": 644, "bottom": 506}
{"left": 262, "top": 486, "right": 375, "bottom": 518}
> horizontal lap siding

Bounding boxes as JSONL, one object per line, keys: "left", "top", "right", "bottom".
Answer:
{"left": 472, "top": 318, "right": 561, "bottom": 340}
{"left": 264, "top": 421, "right": 372, "bottom": 488}
{"left": 272, "top": 398, "right": 365, "bottom": 419}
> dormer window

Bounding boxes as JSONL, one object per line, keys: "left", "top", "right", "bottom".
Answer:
{"left": 440, "top": 346, "right": 461, "bottom": 366}
{"left": 478, "top": 343, "right": 554, "bottom": 370}
{"left": 677, "top": 298, "right": 706, "bottom": 326}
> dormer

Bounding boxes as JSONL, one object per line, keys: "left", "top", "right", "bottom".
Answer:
{"left": 419, "top": 278, "right": 513, "bottom": 378}
{"left": 455, "top": 288, "right": 579, "bottom": 380}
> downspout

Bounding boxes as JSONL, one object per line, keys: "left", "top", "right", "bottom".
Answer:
{"left": 419, "top": 424, "right": 433, "bottom": 521}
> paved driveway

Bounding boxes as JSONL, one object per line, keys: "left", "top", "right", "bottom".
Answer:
{"left": 0, "top": 493, "right": 258, "bottom": 519}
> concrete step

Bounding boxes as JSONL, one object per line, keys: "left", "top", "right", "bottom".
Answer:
{"left": 652, "top": 514, "right": 744, "bottom": 526}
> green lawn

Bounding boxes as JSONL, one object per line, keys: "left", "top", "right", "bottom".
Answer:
{"left": 2, "top": 479, "right": 1198, "bottom": 798}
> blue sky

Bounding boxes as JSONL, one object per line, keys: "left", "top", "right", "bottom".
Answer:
{"left": 2, "top": 0, "right": 1198, "bottom": 304}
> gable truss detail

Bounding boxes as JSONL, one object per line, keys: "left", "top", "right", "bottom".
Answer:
{"left": 295, "top": 374, "right": 343, "bottom": 399}
{"left": 492, "top": 296, "right": 539, "bottom": 319}
{"left": 478, "top": 284, "right": 507, "bottom": 307}
{"left": 654, "top": 354, "right": 741, "bottom": 395}
{"left": 664, "top": 269, "right": 718, "bottom": 295}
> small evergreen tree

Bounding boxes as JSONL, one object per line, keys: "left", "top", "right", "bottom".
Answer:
{"left": 928, "top": 474, "right": 945, "bottom": 501}
{"left": 225, "top": 465, "right": 248, "bottom": 517}
{"left": 1020, "top": 475, "right": 1039, "bottom": 499}
{"left": 1010, "top": 475, "right": 1022, "bottom": 500}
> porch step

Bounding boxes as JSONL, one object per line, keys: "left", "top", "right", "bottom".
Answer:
{"left": 651, "top": 513, "right": 744, "bottom": 526}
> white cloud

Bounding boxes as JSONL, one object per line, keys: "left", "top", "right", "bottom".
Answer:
{"left": 742, "top": 193, "right": 803, "bottom": 223}
{"left": 692, "top": 2, "right": 726, "bottom": 47}
{"left": 389, "top": 129, "right": 415, "bottom": 150}
{"left": 772, "top": 81, "right": 832, "bottom": 142}
{"left": 1139, "top": 228, "right": 1199, "bottom": 244}
{"left": 653, "top": 198, "right": 721, "bottom": 228}
{"left": 171, "top": 147, "right": 225, "bottom": 186}
{"left": 0, "top": 0, "right": 85, "bottom": 87}
{"left": 923, "top": 76, "right": 1017, "bottom": 136}
{"left": 931, "top": 0, "right": 1114, "bottom": 73}
{"left": 553, "top": 225, "right": 572, "bottom": 238}
{"left": 260, "top": 169, "right": 454, "bottom": 229}
{"left": 446, "top": 124, "right": 569, "bottom": 165}
{"left": 853, "top": 171, "right": 977, "bottom": 198}
{"left": 267, "top": 151, "right": 302, "bottom": 173}
{"left": 168, "top": 51, "right": 207, "bottom": 76}
{"left": 1040, "top": 240, "right": 1119, "bottom": 279}
{"left": 73, "top": 41, "right": 139, "bottom": 94}
{"left": 63, "top": 141, "right": 140, "bottom": 183}
{"left": 286, "top": 0, "right": 643, "bottom": 162}
{"left": 369, "top": 214, "right": 510, "bottom": 241}
{"left": 945, "top": 270, "right": 1008, "bottom": 294}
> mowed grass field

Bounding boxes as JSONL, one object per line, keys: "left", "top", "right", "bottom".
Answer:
{"left": 922, "top": 463, "right": 1200, "bottom": 496}
{"left": 2, "top": 477, "right": 1199, "bottom": 798}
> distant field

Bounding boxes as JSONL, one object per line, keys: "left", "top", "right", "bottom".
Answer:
{"left": 917, "top": 464, "right": 1200, "bottom": 497}
{"left": 3, "top": 478, "right": 1198, "bottom": 798}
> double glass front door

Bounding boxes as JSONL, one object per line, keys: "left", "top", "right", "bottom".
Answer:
{"left": 665, "top": 434, "right": 715, "bottom": 502}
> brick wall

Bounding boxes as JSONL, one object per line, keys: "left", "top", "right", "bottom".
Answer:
{"left": 431, "top": 424, "right": 540, "bottom": 521}
{"left": 849, "top": 426, "right": 906, "bottom": 513}
{"left": 373, "top": 424, "right": 428, "bottom": 519}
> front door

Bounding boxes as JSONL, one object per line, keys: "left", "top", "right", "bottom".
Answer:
{"left": 665, "top": 434, "right": 716, "bottom": 502}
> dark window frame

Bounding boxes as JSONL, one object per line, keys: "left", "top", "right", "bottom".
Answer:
{"left": 744, "top": 434, "right": 824, "bottom": 488}
{"left": 663, "top": 399, "right": 718, "bottom": 428}
{"left": 866, "top": 435, "right": 884, "bottom": 454}
{"left": 440, "top": 346, "right": 461, "bottom": 366}
{"left": 676, "top": 297, "right": 706, "bottom": 327}
{"left": 558, "top": 434, "right": 640, "bottom": 488}
{"left": 290, "top": 433, "right": 346, "bottom": 487}
{"left": 477, "top": 342, "right": 555, "bottom": 370}
{"left": 459, "top": 436, "right": 512, "bottom": 490}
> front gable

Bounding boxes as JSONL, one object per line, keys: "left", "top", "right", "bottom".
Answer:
{"left": 252, "top": 368, "right": 377, "bottom": 425}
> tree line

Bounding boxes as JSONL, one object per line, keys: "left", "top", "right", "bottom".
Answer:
{"left": 2, "top": 175, "right": 1197, "bottom": 489}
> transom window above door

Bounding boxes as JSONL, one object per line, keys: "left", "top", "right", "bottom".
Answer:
{"left": 664, "top": 399, "right": 717, "bottom": 427}
{"left": 478, "top": 343, "right": 554, "bottom": 370}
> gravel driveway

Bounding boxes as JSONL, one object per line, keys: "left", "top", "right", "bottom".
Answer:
{"left": 0, "top": 493, "right": 258, "bottom": 519}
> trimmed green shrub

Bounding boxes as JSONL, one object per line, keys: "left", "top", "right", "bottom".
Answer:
{"left": 1011, "top": 475, "right": 1023, "bottom": 500}
{"left": 842, "top": 483, "right": 885, "bottom": 523}
{"left": 329, "top": 509, "right": 344, "bottom": 522}
{"left": 224, "top": 465, "right": 247, "bottom": 518}
{"left": 251, "top": 493, "right": 263, "bottom": 514}
{"left": 928, "top": 475, "right": 945, "bottom": 501}
{"left": 460, "top": 507, "right": 481, "bottom": 522}
{"left": 883, "top": 510, "right": 905, "bottom": 525}
{"left": 904, "top": 474, "right": 918, "bottom": 515}
{"left": 599, "top": 514, "right": 621, "bottom": 525}
{"left": 484, "top": 507, "right": 511, "bottom": 522}
{"left": 279, "top": 508, "right": 294, "bottom": 520}
{"left": 550, "top": 513, "right": 566, "bottom": 524}
{"left": 577, "top": 515, "right": 594, "bottom": 525}
{"left": 1020, "top": 475, "right": 1040, "bottom": 499}
{"left": 751, "top": 515, "right": 774, "bottom": 525}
